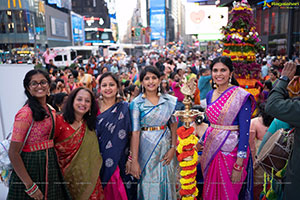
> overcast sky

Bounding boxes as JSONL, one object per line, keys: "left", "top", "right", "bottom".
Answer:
{"left": 116, "top": 0, "right": 137, "bottom": 39}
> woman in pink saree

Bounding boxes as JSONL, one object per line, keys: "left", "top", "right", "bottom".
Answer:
{"left": 199, "top": 57, "right": 256, "bottom": 200}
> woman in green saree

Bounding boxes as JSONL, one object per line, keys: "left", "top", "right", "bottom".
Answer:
{"left": 54, "top": 87, "right": 105, "bottom": 200}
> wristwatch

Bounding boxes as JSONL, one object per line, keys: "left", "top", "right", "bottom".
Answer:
{"left": 279, "top": 75, "right": 290, "bottom": 83}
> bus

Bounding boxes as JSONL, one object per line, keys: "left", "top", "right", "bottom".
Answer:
{"left": 52, "top": 46, "right": 98, "bottom": 67}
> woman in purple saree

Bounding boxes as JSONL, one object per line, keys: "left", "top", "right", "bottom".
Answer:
{"left": 199, "top": 57, "right": 256, "bottom": 200}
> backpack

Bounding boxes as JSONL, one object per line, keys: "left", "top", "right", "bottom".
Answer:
{"left": 0, "top": 121, "right": 34, "bottom": 186}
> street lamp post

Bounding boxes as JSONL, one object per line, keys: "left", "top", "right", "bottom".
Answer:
{"left": 33, "top": 14, "right": 37, "bottom": 58}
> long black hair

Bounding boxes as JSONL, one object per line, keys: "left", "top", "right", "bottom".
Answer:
{"left": 51, "top": 92, "right": 68, "bottom": 112}
{"left": 62, "top": 87, "right": 98, "bottom": 130}
{"left": 210, "top": 56, "right": 239, "bottom": 89}
{"left": 23, "top": 69, "right": 51, "bottom": 121}
{"left": 259, "top": 103, "right": 274, "bottom": 127}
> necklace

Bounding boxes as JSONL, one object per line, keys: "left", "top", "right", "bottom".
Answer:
{"left": 216, "top": 88, "right": 227, "bottom": 95}
{"left": 74, "top": 118, "right": 83, "bottom": 123}
{"left": 71, "top": 118, "right": 83, "bottom": 130}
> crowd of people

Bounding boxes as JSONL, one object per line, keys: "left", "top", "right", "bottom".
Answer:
{"left": 5, "top": 46, "right": 300, "bottom": 200}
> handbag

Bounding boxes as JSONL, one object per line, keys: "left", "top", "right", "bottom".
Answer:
{"left": 0, "top": 120, "right": 34, "bottom": 186}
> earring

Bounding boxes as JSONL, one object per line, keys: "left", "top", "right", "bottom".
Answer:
{"left": 213, "top": 81, "right": 218, "bottom": 89}
{"left": 89, "top": 110, "right": 91, "bottom": 116}
{"left": 142, "top": 86, "right": 146, "bottom": 98}
{"left": 228, "top": 77, "right": 232, "bottom": 86}
{"left": 117, "top": 92, "right": 122, "bottom": 99}
{"left": 127, "top": 94, "right": 131, "bottom": 102}
{"left": 157, "top": 85, "right": 161, "bottom": 96}
{"left": 99, "top": 93, "right": 103, "bottom": 100}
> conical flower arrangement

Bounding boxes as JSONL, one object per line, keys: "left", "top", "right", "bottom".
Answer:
{"left": 221, "top": 0, "right": 262, "bottom": 81}
{"left": 220, "top": 0, "right": 263, "bottom": 100}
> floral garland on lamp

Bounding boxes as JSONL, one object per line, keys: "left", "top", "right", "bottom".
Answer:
{"left": 177, "top": 126, "right": 199, "bottom": 200}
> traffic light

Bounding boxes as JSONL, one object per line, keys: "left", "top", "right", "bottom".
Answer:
{"left": 131, "top": 28, "right": 135, "bottom": 37}
{"left": 142, "top": 28, "right": 146, "bottom": 35}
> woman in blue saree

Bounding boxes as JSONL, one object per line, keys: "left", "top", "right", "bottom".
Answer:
{"left": 127, "top": 66, "right": 178, "bottom": 200}
{"left": 96, "top": 72, "right": 136, "bottom": 200}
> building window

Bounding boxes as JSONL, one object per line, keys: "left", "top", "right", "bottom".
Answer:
{"left": 271, "top": 7, "right": 279, "bottom": 35}
{"left": 7, "top": 10, "right": 14, "bottom": 33}
{"left": 0, "top": 11, "right": 6, "bottom": 33}
{"left": 72, "top": 0, "right": 77, "bottom": 7}
{"left": 256, "top": 7, "right": 262, "bottom": 35}
{"left": 14, "top": 10, "right": 28, "bottom": 33}
{"left": 87, "top": 0, "right": 92, "bottom": 6}
{"left": 294, "top": 9, "right": 300, "bottom": 33}
{"left": 262, "top": 9, "right": 269, "bottom": 35}
{"left": 279, "top": 9, "right": 288, "bottom": 34}
{"left": 101, "top": 32, "right": 109, "bottom": 40}
{"left": 87, "top": 7, "right": 95, "bottom": 13}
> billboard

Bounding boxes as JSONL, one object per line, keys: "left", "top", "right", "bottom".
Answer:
{"left": 50, "top": 17, "right": 68, "bottom": 37}
{"left": 150, "top": 8, "right": 166, "bottom": 40}
{"left": 149, "top": 0, "right": 166, "bottom": 41}
{"left": 149, "top": 0, "right": 165, "bottom": 8}
{"left": 185, "top": 4, "right": 228, "bottom": 40}
{"left": 47, "top": 0, "right": 71, "bottom": 10}
{"left": 71, "top": 12, "right": 84, "bottom": 43}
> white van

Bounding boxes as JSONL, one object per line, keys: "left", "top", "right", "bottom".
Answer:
{"left": 52, "top": 46, "right": 98, "bottom": 67}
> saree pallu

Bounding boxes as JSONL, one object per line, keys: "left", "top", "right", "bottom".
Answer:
{"left": 55, "top": 120, "right": 103, "bottom": 200}
{"left": 96, "top": 101, "right": 135, "bottom": 200}
{"left": 202, "top": 147, "right": 250, "bottom": 200}
{"left": 138, "top": 128, "right": 177, "bottom": 200}
{"left": 200, "top": 86, "right": 255, "bottom": 200}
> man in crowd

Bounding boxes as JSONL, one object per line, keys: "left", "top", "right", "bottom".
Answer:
{"left": 110, "top": 60, "right": 119, "bottom": 74}
{"left": 261, "top": 58, "right": 269, "bottom": 80}
{"left": 265, "top": 62, "right": 300, "bottom": 200}
{"left": 43, "top": 47, "right": 57, "bottom": 72}
{"left": 198, "top": 68, "right": 212, "bottom": 108}
{"left": 176, "top": 57, "right": 187, "bottom": 72}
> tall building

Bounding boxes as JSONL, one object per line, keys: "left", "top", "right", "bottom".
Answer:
{"left": 0, "top": 0, "right": 73, "bottom": 52}
{"left": 72, "top": 0, "right": 115, "bottom": 45}
{"left": 44, "top": 1, "right": 73, "bottom": 47}
{"left": 0, "top": 0, "right": 47, "bottom": 51}
{"left": 144, "top": 0, "right": 178, "bottom": 44}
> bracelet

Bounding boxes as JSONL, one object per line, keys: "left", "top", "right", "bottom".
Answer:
{"left": 25, "top": 183, "right": 36, "bottom": 193}
{"left": 170, "top": 144, "right": 176, "bottom": 149}
{"left": 233, "top": 163, "right": 244, "bottom": 171}
{"left": 128, "top": 155, "right": 132, "bottom": 161}
{"left": 29, "top": 185, "right": 39, "bottom": 196}
{"left": 25, "top": 182, "right": 38, "bottom": 196}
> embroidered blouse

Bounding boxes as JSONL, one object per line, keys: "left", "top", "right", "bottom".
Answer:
{"left": 11, "top": 104, "right": 54, "bottom": 145}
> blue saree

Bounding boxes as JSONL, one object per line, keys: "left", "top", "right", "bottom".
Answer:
{"left": 96, "top": 101, "right": 136, "bottom": 199}
{"left": 130, "top": 93, "right": 177, "bottom": 200}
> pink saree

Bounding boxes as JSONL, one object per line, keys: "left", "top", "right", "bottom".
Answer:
{"left": 200, "top": 86, "right": 255, "bottom": 200}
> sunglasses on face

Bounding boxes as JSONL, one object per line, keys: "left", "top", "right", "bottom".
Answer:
{"left": 29, "top": 80, "right": 48, "bottom": 88}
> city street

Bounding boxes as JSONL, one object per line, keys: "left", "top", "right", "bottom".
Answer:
{"left": 0, "top": 0, "right": 299, "bottom": 199}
